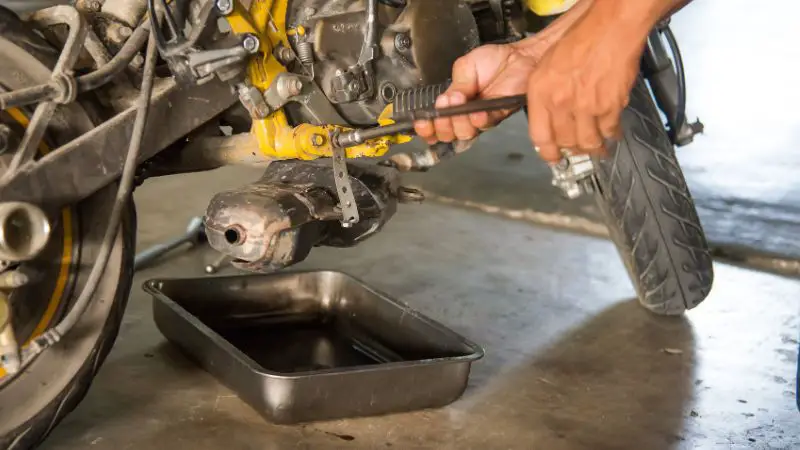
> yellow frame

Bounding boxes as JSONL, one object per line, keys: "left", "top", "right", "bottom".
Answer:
{"left": 224, "top": 0, "right": 410, "bottom": 160}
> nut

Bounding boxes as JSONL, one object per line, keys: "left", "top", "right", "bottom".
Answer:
{"left": 289, "top": 78, "right": 303, "bottom": 95}
{"left": 242, "top": 35, "right": 260, "bottom": 54}
{"left": 275, "top": 46, "right": 295, "bottom": 64}
{"left": 216, "top": 0, "right": 234, "bottom": 15}
{"left": 130, "top": 54, "right": 145, "bottom": 69}
{"left": 310, "top": 134, "right": 326, "bottom": 147}
{"left": 394, "top": 33, "right": 411, "bottom": 51}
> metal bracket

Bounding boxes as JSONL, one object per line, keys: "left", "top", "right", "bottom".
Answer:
{"left": 331, "top": 145, "right": 360, "bottom": 227}
{"left": 550, "top": 153, "right": 597, "bottom": 200}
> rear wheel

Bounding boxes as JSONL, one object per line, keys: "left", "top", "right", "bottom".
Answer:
{"left": 592, "top": 78, "right": 714, "bottom": 315}
{"left": 0, "top": 7, "right": 135, "bottom": 448}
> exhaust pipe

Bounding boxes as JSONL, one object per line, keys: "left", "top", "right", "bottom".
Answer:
{"left": 0, "top": 202, "right": 52, "bottom": 262}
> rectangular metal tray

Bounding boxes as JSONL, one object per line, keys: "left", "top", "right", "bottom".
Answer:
{"left": 145, "top": 270, "right": 484, "bottom": 424}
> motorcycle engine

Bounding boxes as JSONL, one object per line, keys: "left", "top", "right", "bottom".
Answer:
{"left": 284, "top": 0, "right": 482, "bottom": 126}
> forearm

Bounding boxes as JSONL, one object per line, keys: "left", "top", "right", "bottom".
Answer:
{"left": 591, "top": 0, "right": 692, "bottom": 36}
{"left": 512, "top": 0, "right": 593, "bottom": 54}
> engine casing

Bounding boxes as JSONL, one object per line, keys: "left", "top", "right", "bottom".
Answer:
{"left": 285, "top": 0, "right": 481, "bottom": 126}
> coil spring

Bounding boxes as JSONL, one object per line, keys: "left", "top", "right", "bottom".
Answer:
{"left": 296, "top": 41, "right": 314, "bottom": 65}
{"left": 392, "top": 82, "right": 452, "bottom": 120}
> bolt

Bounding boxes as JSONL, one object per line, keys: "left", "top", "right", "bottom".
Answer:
{"left": 216, "top": 0, "right": 234, "bottom": 15}
{"left": 91, "top": 0, "right": 102, "bottom": 10}
{"left": 275, "top": 46, "right": 294, "bottom": 64}
{"left": 311, "top": 134, "right": 326, "bottom": 147}
{"left": 290, "top": 78, "right": 303, "bottom": 95}
{"left": 242, "top": 35, "right": 260, "bottom": 53}
{"left": 348, "top": 80, "right": 361, "bottom": 93}
{"left": 130, "top": 54, "right": 145, "bottom": 69}
{"left": 304, "top": 7, "right": 317, "bottom": 16}
{"left": 341, "top": 222, "right": 353, "bottom": 229}
{"left": 118, "top": 26, "right": 132, "bottom": 38}
{"left": 394, "top": 33, "right": 411, "bottom": 51}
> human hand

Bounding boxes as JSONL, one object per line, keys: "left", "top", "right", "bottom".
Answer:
{"left": 413, "top": 36, "right": 554, "bottom": 145}
{"left": 525, "top": 5, "right": 648, "bottom": 163}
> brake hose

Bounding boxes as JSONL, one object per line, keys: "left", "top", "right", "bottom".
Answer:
{"left": 0, "top": 13, "right": 150, "bottom": 109}
{"left": 661, "top": 24, "right": 686, "bottom": 140}
{"left": 12, "top": 28, "right": 160, "bottom": 376}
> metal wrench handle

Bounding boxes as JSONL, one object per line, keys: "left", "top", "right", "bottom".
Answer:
{"left": 333, "top": 95, "right": 528, "bottom": 148}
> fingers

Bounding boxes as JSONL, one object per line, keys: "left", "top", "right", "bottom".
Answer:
{"left": 450, "top": 54, "right": 482, "bottom": 99}
{"left": 414, "top": 119, "right": 437, "bottom": 145}
{"left": 433, "top": 95, "right": 456, "bottom": 142}
{"left": 574, "top": 113, "right": 604, "bottom": 154}
{"left": 450, "top": 92, "right": 478, "bottom": 141}
{"left": 528, "top": 96, "right": 559, "bottom": 163}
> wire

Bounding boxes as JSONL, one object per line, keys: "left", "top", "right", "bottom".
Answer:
{"left": 661, "top": 25, "right": 686, "bottom": 141}
{"left": 0, "top": 22, "right": 151, "bottom": 109}
{"left": 8, "top": 28, "right": 160, "bottom": 378}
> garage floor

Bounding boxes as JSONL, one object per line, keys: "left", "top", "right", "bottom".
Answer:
{"left": 38, "top": 164, "right": 799, "bottom": 450}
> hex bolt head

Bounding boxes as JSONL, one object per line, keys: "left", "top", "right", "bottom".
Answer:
{"left": 242, "top": 35, "right": 260, "bottom": 54}
{"left": 290, "top": 78, "right": 303, "bottom": 95}
{"left": 275, "top": 46, "right": 295, "bottom": 64}
{"left": 311, "top": 134, "right": 326, "bottom": 147}
{"left": 394, "top": 33, "right": 411, "bottom": 51}
{"left": 216, "top": 0, "right": 234, "bottom": 15}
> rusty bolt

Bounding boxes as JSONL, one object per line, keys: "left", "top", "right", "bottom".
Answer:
{"left": 394, "top": 33, "right": 411, "bottom": 52}
{"left": 311, "top": 134, "right": 326, "bottom": 147}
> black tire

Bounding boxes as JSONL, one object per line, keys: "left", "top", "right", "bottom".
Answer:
{"left": 0, "top": 7, "right": 136, "bottom": 449}
{"left": 592, "top": 78, "right": 714, "bottom": 315}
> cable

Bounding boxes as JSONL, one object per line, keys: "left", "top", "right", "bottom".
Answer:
{"left": 661, "top": 25, "right": 686, "bottom": 140}
{"left": 0, "top": 17, "right": 151, "bottom": 109}
{"left": 11, "top": 28, "right": 159, "bottom": 376}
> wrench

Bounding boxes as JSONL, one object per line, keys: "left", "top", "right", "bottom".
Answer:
{"left": 134, "top": 217, "right": 205, "bottom": 270}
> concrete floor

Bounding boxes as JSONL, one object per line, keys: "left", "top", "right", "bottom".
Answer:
{"left": 28, "top": 0, "right": 800, "bottom": 447}
{"left": 38, "top": 165, "right": 800, "bottom": 450}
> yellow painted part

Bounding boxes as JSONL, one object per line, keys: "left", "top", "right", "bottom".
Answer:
{"left": 377, "top": 104, "right": 412, "bottom": 144}
{"left": 252, "top": 118, "right": 399, "bottom": 160}
{"left": 525, "top": 0, "right": 578, "bottom": 16}
{"left": 229, "top": 0, "right": 407, "bottom": 160}
{"left": 0, "top": 108, "right": 75, "bottom": 377}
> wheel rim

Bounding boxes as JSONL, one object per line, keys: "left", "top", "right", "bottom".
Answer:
{"left": 0, "top": 107, "right": 79, "bottom": 377}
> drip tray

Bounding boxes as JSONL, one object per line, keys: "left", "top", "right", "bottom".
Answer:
{"left": 145, "top": 271, "right": 484, "bottom": 424}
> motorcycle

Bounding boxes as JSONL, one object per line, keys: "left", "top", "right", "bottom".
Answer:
{"left": 0, "top": 0, "right": 712, "bottom": 447}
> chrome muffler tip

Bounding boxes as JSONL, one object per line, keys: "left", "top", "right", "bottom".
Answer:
{"left": 0, "top": 202, "right": 52, "bottom": 262}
